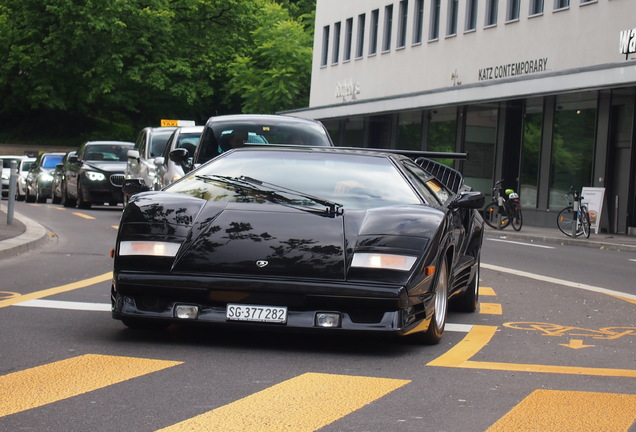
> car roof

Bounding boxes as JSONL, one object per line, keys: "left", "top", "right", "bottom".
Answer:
{"left": 174, "top": 126, "right": 204, "bottom": 134}
{"left": 85, "top": 140, "right": 134, "bottom": 146}
{"left": 205, "top": 114, "right": 324, "bottom": 126}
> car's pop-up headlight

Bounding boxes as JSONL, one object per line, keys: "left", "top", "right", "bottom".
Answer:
{"left": 119, "top": 241, "right": 180, "bottom": 257}
{"left": 351, "top": 253, "right": 417, "bottom": 271}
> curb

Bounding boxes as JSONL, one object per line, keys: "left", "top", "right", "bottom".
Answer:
{"left": 0, "top": 211, "right": 50, "bottom": 259}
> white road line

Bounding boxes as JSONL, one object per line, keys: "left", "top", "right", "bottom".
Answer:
{"left": 482, "top": 263, "right": 636, "bottom": 301}
{"left": 14, "top": 299, "right": 111, "bottom": 311}
{"left": 486, "top": 238, "right": 556, "bottom": 249}
{"left": 10, "top": 299, "right": 475, "bottom": 332}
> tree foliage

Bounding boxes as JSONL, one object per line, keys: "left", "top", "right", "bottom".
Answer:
{"left": 0, "top": 0, "right": 316, "bottom": 142}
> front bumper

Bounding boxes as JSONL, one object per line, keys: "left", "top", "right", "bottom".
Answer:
{"left": 111, "top": 272, "right": 431, "bottom": 336}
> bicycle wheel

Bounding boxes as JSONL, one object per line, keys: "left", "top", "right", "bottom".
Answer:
{"left": 581, "top": 209, "right": 591, "bottom": 238}
{"left": 511, "top": 206, "right": 523, "bottom": 231}
{"left": 557, "top": 206, "right": 575, "bottom": 237}
{"left": 484, "top": 203, "right": 510, "bottom": 229}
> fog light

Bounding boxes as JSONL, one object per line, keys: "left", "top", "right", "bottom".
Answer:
{"left": 315, "top": 312, "right": 341, "bottom": 328}
{"left": 175, "top": 305, "right": 199, "bottom": 320}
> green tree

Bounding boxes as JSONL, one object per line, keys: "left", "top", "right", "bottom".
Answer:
{"left": 226, "top": 1, "right": 313, "bottom": 113}
{"left": 0, "top": 0, "right": 315, "bottom": 142}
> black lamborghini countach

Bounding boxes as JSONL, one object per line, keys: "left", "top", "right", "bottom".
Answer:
{"left": 112, "top": 146, "right": 485, "bottom": 344}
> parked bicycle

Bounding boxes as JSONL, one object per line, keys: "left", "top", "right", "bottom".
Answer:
{"left": 483, "top": 179, "right": 523, "bottom": 231}
{"left": 556, "top": 186, "right": 591, "bottom": 238}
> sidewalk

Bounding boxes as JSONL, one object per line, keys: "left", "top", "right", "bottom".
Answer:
{"left": 1, "top": 207, "right": 636, "bottom": 259}
{"left": 482, "top": 224, "right": 636, "bottom": 253}
{"left": 0, "top": 207, "right": 49, "bottom": 259}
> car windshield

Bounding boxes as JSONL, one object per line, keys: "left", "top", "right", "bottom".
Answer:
{"left": 42, "top": 155, "right": 63, "bottom": 168}
{"left": 197, "top": 119, "right": 332, "bottom": 164}
{"left": 84, "top": 145, "right": 131, "bottom": 162}
{"left": 151, "top": 133, "right": 173, "bottom": 158}
{"left": 166, "top": 150, "right": 421, "bottom": 210}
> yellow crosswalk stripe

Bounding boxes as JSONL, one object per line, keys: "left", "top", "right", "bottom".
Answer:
{"left": 0, "top": 354, "right": 182, "bottom": 417}
{"left": 487, "top": 389, "right": 636, "bottom": 432}
{"left": 157, "top": 372, "right": 410, "bottom": 432}
{"left": 479, "top": 286, "right": 496, "bottom": 296}
{"left": 479, "top": 302, "right": 503, "bottom": 314}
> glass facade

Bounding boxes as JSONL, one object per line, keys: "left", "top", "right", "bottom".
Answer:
{"left": 548, "top": 93, "right": 597, "bottom": 209}
{"left": 397, "top": 111, "right": 423, "bottom": 150}
{"left": 520, "top": 98, "right": 543, "bottom": 207}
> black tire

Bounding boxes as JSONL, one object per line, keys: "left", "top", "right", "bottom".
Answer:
{"left": 454, "top": 257, "right": 480, "bottom": 313}
{"left": 35, "top": 184, "right": 47, "bottom": 203}
{"left": 557, "top": 206, "right": 575, "bottom": 237}
{"left": 52, "top": 191, "right": 61, "bottom": 204}
{"left": 415, "top": 257, "right": 449, "bottom": 345}
{"left": 581, "top": 210, "right": 591, "bottom": 238}
{"left": 25, "top": 185, "right": 36, "bottom": 203}
{"left": 511, "top": 206, "right": 523, "bottom": 231}
{"left": 77, "top": 180, "right": 92, "bottom": 209}
{"left": 483, "top": 203, "right": 511, "bottom": 229}
{"left": 61, "top": 182, "right": 76, "bottom": 208}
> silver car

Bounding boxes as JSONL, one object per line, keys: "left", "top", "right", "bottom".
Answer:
{"left": 124, "top": 126, "right": 176, "bottom": 204}
{"left": 153, "top": 126, "right": 203, "bottom": 190}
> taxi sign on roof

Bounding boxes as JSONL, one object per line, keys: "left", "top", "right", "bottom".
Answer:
{"left": 161, "top": 119, "right": 196, "bottom": 127}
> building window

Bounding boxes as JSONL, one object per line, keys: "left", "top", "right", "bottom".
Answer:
{"left": 383, "top": 4, "right": 394, "bottom": 52}
{"left": 465, "top": 0, "right": 478, "bottom": 31}
{"left": 344, "top": 18, "right": 353, "bottom": 61}
{"left": 549, "top": 93, "right": 597, "bottom": 209}
{"left": 486, "top": 0, "right": 498, "bottom": 26}
{"left": 520, "top": 98, "right": 543, "bottom": 208}
{"left": 413, "top": 0, "right": 424, "bottom": 44}
{"left": 507, "top": 0, "right": 520, "bottom": 21}
{"left": 321, "top": 26, "right": 330, "bottom": 67}
{"left": 369, "top": 9, "right": 379, "bottom": 55}
{"left": 397, "top": 111, "right": 423, "bottom": 150}
{"left": 397, "top": 0, "right": 408, "bottom": 49}
{"left": 464, "top": 105, "right": 498, "bottom": 187}
{"left": 447, "top": 0, "right": 459, "bottom": 36}
{"left": 332, "top": 22, "right": 341, "bottom": 64}
{"left": 428, "top": 107, "right": 458, "bottom": 166}
{"left": 580, "top": 0, "right": 596, "bottom": 3}
{"left": 529, "top": 0, "right": 544, "bottom": 15}
{"left": 356, "top": 14, "right": 366, "bottom": 58}
{"left": 554, "top": 0, "right": 569, "bottom": 9}
{"left": 429, "top": 0, "right": 440, "bottom": 40}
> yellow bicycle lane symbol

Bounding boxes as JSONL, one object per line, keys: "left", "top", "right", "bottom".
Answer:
{"left": 504, "top": 322, "right": 636, "bottom": 340}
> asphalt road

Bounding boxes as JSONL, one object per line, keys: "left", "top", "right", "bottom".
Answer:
{"left": 1, "top": 201, "right": 635, "bottom": 432}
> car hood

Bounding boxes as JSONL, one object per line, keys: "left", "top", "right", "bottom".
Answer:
{"left": 119, "top": 193, "right": 441, "bottom": 281}
{"left": 83, "top": 161, "right": 127, "bottom": 172}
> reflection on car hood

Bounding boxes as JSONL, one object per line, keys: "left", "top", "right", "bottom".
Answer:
{"left": 119, "top": 193, "right": 441, "bottom": 280}
{"left": 83, "top": 161, "right": 127, "bottom": 172}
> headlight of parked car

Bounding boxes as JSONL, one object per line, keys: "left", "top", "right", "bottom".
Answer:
{"left": 39, "top": 173, "right": 54, "bottom": 182}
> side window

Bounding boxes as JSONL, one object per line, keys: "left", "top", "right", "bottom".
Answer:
{"left": 135, "top": 131, "right": 146, "bottom": 153}
{"left": 402, "top": 160, "right": 452, "bottom": 205}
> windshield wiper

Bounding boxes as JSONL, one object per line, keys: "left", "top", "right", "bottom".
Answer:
{"left": 195, "top": 175, "right": 343, "bottom": 216}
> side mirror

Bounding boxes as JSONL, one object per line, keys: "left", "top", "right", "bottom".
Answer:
{"left": 127, "top": 149, "right": 140, "bottom": 160}
{"left": 122, "top": 178, "right": 150, "bottom": 196}
{"left": 154, "top": 157, "right": 165, "bottom": 167}
{"left": 69, "top": 155, "right": 78, "bottom": 163}
{"left": 450, "top": 191, "right": 485, "bottom": 209}
{"left": 169, "top": 148, "right": 189, "bottom": 163}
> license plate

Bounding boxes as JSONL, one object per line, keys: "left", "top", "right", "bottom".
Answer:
{"left": 226, "top": 304, "right": 287, "bottom": 323}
